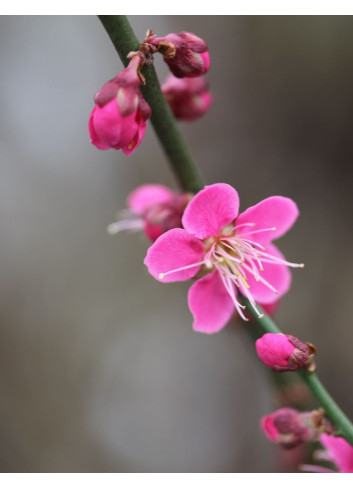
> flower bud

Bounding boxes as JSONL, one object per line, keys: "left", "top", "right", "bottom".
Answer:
{"left": 255, "top": 333, "right": 313, "bottom": 372}
{"left": 261, "top": 408, "right": 314, "bottom": 449}
{"left": 143, "top": 193, "right": 192, "bottom": 241}
{"left": 162, "top": 75, "right": 212, "bottom": 121}
{"left": 147, "top": 31, "right": 210, "bottom": 78}
{"left": 89, "top": 55, "right": 151, "bottom": 155}
{"left": 108, "top": 185, "right": 192, "bottom": 242}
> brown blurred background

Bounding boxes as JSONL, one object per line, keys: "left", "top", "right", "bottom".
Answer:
{"left": 0, "top": 15, "right": 352, "bottom": 472}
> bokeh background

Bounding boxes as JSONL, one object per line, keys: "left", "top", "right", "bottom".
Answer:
{"left": 1, "top": 15, "right": 353, "bottom": 472}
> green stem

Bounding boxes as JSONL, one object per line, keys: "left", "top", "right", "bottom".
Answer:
{"left": 98, "top": 15, "right": 204, "bottom": 194}
{"left": 98, "top": 14, "right": 353, "bottom": 446}
{"left": 243, "top": 298, "right": 353, "bottom": 446}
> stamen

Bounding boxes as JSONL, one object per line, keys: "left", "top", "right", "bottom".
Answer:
{"left": 231, "top": 222, "right": 256, "bottom": 231}
{"left": 242, "top": 263, "right": 279, "bottom": 294}
{"left": 218, "top": 269, "right": 249, "bottom": 321}
{"left": 257, "top": 250, "right": 304, "bottom": 268}
{"left": 107, "top": 218, "right": 144, "bottom": 235}
{"left": 158, "top": 259, "right": 211, "bottom": 280}
{"left": 237, "top": 227, "right": 276, "bottom": 238}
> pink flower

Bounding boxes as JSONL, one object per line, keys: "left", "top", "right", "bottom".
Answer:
{"left": 144, "top": 183, "right": 302, "bottom": 333}
{"left": 256, "top": 333, "right": 311, "bottom": 372}
{"left": 162, "top": 75, "right": 213, "bottom": 121}
{"left": 261, "top": 408, "right": 315, "bottom": 449}
{"left": 107, "top": 184, "right": 192, "bottom": 242}
{"left": 147, "top": 31, "right": 210, "bottom": 78}
{"left": 302, "top": 434, "right": 353, "bottom": 473}
{"left": 89, "top": 55, "right": 151, "bottom": 155}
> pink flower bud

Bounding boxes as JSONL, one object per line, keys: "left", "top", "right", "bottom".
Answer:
{"left": 107, "top": 185, "right": 192, "bottom": 242}
{"left": 148, "top": 32, "right": 210, "bottom": 78}
{"left": 89, "top": 55, "right": 151, "bottom": 155}
{"left": 261, "top": 408, "right": 314, "bottom": 449}
{"left": 162, "top": 75, "right": 212, "bottom": 121}
{"left": 255, "top": 333, "right": 312, "bottom": 372}
{"left": 143, "top": 193, "right": 192, "bottom": 241}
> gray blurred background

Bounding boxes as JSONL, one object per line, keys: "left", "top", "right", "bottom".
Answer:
{"left": 0, "top": 15, "right": 352, "bottom": 472}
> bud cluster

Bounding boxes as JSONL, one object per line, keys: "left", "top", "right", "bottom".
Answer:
{"left": 89, "top": 28, "right": 211, "bottom": 154}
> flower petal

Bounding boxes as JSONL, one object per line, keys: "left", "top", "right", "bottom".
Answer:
{"left": 241, "top": 244, "right": 291, "bottom": 304}
{"left": 89, "top": 107, "right": 110, "bottom": 150}
{"left": 236, "top": 196, "right": 299, "bottom": 243}
{"left": 182, "top": 183, "right": 239, "bottom": 239}
{"left": 188, "top": 270, "right": 235, "bottom": 334}
{"left": 127, "top": 184, "right": 175, "bottom": 215}
{"left": 320, "top": 434, "right": 353, "bottom": 473}
{"left": 144, "top": 228, "right": 204, "bottom": 283}
{"left": 121, "top": 112, "right": 147, "bottom": 156}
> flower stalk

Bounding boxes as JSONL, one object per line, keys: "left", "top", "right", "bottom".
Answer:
{"left": 98, "top": 14, "right": 353, "bottom": 447}
{"left": 98, "top": 15, "right": 204, "bottom": 194}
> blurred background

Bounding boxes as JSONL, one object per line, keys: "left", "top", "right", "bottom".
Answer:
{"left": 0, "top": 15, "right": 353, "bottom": 472}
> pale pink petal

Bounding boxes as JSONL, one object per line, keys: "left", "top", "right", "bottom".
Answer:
{"left": 320, "top": 434, "right": 353, "bottom": 473}
{"left": 188, "top": 271, "right": 235, "bottom": 334}
{"left": 241, "top": 244, "right": 291, "bottom": 304}
{"left": 236, "top": 196, "right": 299, "bottom": 243}
{"left": 144, "top": 228, "right": 204, "bottom": 283}
{"left": 182, "top": 183, "right": 239, "bottom": 239}
{"left": 127, "top": 184, "right": 175, "bottom": 215}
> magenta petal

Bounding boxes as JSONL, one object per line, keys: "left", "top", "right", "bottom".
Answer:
{"left": 182, "top": 183, "right": 239, "bottom": 239}
{"left": 144, "top": 228, "right": 204, "bottom": 283}
{"left": 188, "top": 271, "right": 235, "bottom": 334}
{"left": 320, "top": 434, "right": 353, "bottom": 473}
{"left": 122, "top": 114, "right": 147, "bottom": 156}
{"left": 127, "top": 184, "right": 175, "bottom": 215}
{"left": 89, "top": 107, "right": 110, "bottom": 150}
{"left": 242, "top": 244, "right": 291, "bottom": 304}
{"left": 236, "top": 196, "right": 299, "bottom": 243}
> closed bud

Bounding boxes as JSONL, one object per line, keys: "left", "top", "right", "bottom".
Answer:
{"left": 147, "top": 31, "right": 210, "bottom": 78}
{"left": 89, "top": 55, "right": 151, "bottom": 155}
{"left": 261, "top": 408, "right": 315, "bottom": 449}
{"left": 162, "top": 75, "right": 212, "bottom": 121}
{"left": 255, "top": 333, "right": 314, "bottom": 372}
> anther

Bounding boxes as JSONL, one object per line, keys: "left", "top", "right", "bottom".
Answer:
{"left": 159, "top": 273, "right": 165, "bottom": 279}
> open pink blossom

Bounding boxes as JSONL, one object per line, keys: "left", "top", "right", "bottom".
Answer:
{"left": 162, "top": 75, "right": 213, "bottom": 121}
{"left": 107, "top": 184, "right": 192, "bottom": 242}
{"left": 89, "top": 55, "right": 151, "bottom": 155}
{"left": 144, "top": 183, "right": 303, "bottom": 333}
{"left": 147, "top": 31, "right": 210, "bottom": 78}
{"left": 256, "top": 333, "right": 311, "bottom": 372}
{"left": 302, "top": 434, "right": 353, "bottom": 473}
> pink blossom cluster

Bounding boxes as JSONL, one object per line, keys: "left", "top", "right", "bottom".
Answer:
{"left": 261, "top": 407, "right": 353, "bottom": 472}
{"left": 89, "top": 31, "right": 212, "bottom": 154}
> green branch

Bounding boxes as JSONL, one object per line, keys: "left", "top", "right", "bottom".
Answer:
{"left": 98, "top": 14, "right": 353, "bottom": 447}
{"left": 98, "top": 15, "right": 204, "bottom": 194}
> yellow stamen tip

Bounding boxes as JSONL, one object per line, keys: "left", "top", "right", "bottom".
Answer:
{"left": 258, "top": 314, "right": 264, "bottom": 319}
{"left": 159, "top": 273, "right": 165, "bottom": 279}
